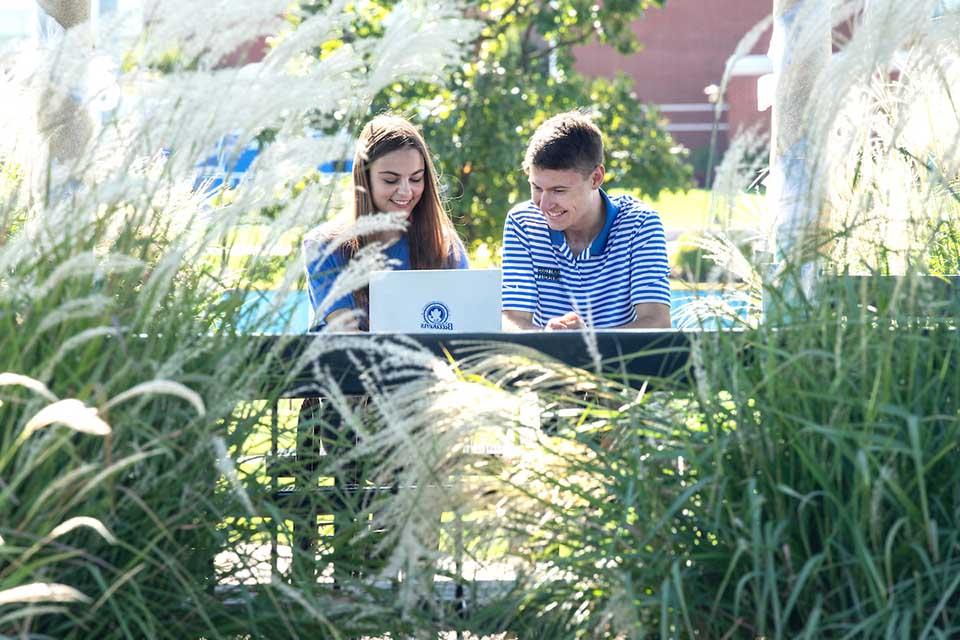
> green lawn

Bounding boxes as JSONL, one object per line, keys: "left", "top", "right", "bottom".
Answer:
{"left": 222, "top": 187, "right": 764, "bottom": 274}
{"left": 467, "top": 188, "right": 765, "bottom": 270}
{"left": 627, "top": 187, "right": 764, "bottom": 231}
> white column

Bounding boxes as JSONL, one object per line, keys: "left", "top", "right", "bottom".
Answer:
{"left": 33, "top": 0, "right": 92, "bottom": 200}
{"left": 766, "top": 0, "right": 831, "bottom": 304}
{"left": 37, "top": 0, "right": 90, "bottom": 29}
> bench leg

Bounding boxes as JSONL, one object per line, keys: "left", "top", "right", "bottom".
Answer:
{"left": 292, "top": 396, "right": 370, "bottom": 584}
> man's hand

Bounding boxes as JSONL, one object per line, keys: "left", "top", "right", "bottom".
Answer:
{"left": 544, "top": 311, "right": 584, "bottom": 331}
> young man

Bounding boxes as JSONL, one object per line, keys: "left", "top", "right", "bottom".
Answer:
{"left": 501, "top": 111, "right": 672, "bottom": 330}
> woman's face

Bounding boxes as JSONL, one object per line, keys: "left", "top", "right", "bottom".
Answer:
{"left": 368, "top": 147, "right": 425, "bottom": 216}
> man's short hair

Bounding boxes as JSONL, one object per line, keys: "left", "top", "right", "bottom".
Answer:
{"left": 523, "top": 111, "right": 604, "bottom": 175}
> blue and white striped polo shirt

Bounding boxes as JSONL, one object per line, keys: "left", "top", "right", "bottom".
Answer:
{"left": 501, "top": 190, "right": 670, "bottom": 328}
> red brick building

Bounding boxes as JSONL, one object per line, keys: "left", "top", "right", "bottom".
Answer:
{"left": 574, "top": 0, "right": 773, "bottom": 178}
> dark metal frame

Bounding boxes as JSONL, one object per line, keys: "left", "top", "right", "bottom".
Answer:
{"left": 254, "top": 330, "right": 700, "bottom": 599}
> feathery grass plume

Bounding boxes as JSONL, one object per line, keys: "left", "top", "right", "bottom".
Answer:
{"left": 35, "top": 253, "right": 144, "bottom": 299}
{"left": 229, "top": 133, "right": 353, "bottom": 206}
{"left": 7, "top": 517, "right": 118, "bottom": 582}
{"left": 303, "top": 211, "right": 411, "bottom": 266}
{"left": 708, "top": 13, "right": 774, "bottom": 188}
{"left": 34, "top": 294, "right": 115, "bottom": 335}
{"left": 38, "top": 326, "right": 124, "bottom": 381}
{"left": 672, "top": 231, "right": 762, "bottom": 329}
{"left": 137, "top": 0, "right": 290, "bottom": 69}
{"left": 261, "top": 0, "right": 353, "bottom": 73}
{"left": 0, "top": 379, "right": 117, "bottom": 632}
{"left": 138, "top": 67, "right": 366, "bottom": 177}
{"left": 368, "top": 0, "right": 482, "bottom": 93}
{"left": 310, "top": 239, "right": 404, "bottom": 327}
{"left": 212, "top": 436, "right": 256, "bottom": 517}
{"left": 786, "top": 0, "right": 949, "bottom": 277}
{"left": 338, "top": 368, "right": 536, "bottom": 624}
{"left": 709, "top": 125, "right": 769, "bottom": 227}
{"left": 673, "top": 126, "right": 766, "bottom": 325}
{"left": 0, "top": 583, "right": 91, "bottom": 606}
{"left": 348, "top": 2, "right": 960, "bottom": 637}
{"left": 104, "top": 379, "right": 205, "bottom": 415}
{"left": 0, "top": 0, "right": 480, "bottom": 635}
{"left": 700, "top": 0, "right": 959, "bottom": 302}
{"left": 0, "top": 372, "right": 59, "bottom": 403}
{"left": 45, "top": 516, "right": 117, "bottom": 546}
{"left": 23, "top": 398, "right": 111, "bottom": 437}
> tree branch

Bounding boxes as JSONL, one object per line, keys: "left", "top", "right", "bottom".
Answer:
{"left": 527, "top": 28, "right": 599, "bottom": 63}
{"left": 476, "top": 0, "right": 528, "bottom": 44}
{"left": 518, "top": 14, "right": 540, "bottom": 72}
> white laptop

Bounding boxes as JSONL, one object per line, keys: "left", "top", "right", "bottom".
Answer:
{"left": 369, "top": 269, "right": 502, "bottom": 333}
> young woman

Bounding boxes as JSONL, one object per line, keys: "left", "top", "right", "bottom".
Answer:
{"left": 303, "top": 114, "right": 468, "bottom": 331}
{"left": 298, "top": 117, "right": 469, "bottom": 572}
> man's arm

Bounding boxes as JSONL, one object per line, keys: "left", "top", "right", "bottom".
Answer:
{"left": 509, "top": 305, "right": 669, "bottom": 331}
{"left": 502, "top": 310, "right": 541, "bottom": 331}
{"left": 617, "top": 303, "right": 671, "bottom": 329}
{"left": 626, "top": 205, "right": 672, "bottom": 329}
{"left": 500, "top": 212, "right": 540, "bottom": 330}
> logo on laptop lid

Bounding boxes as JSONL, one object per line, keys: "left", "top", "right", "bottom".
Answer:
{"left": 421, "top": 301, "right": 453, "bottom": 331}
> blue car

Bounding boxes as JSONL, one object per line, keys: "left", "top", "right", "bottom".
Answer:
{"left": 193, "top": 133, "right": 353, "bottom": 193}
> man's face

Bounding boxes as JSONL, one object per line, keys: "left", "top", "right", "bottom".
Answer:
{"left": 528, "top": 165, "right": 602, "bottom": 232}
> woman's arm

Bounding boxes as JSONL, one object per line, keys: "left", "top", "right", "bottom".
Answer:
{"left": 450, "top": 235, "right": 470, "bottom": 269}
{"left": 304, "top": 232, "right": 356, "bottom": 331}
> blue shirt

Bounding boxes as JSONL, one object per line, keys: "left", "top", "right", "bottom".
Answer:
{"left": 303, "top": 231, "right": 469, "bottom": 328}
{"left": 501, "top": 190, "right": 670, "bottom": 328}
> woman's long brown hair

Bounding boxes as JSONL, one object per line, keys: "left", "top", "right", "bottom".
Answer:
{"left": 344, "top": 114, "right": 464, "bottom": 322}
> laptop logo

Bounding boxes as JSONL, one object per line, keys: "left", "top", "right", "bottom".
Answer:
{"left": 421, "top": 301, "right": 453, "bottom": 331}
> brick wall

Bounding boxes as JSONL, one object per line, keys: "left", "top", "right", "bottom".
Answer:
{"left": 573, "top": 0, "right": 773, "bottom": 181}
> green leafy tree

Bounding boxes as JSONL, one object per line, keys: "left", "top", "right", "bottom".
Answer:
{"left": 306, "top": 0, "right": 694, "bottom": 246}
{"left": 385, "top": 0, "right": 694, "bottom": 245}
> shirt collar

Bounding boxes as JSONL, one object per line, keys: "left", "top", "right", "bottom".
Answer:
{"left": 548, "top": 189, "right": 618, "bottom": 257}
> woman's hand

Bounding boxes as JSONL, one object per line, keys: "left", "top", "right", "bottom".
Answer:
{"left": 324, "top": 308, "right": 363, "bottom": 332}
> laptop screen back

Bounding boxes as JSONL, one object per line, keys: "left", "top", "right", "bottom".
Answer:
{"left": 369, "top": 269, "right": 502, "bottom": 333}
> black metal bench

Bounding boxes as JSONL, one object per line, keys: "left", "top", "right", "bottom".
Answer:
{"left": 248, "top": 330, "right": 697, "bottom": 603}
